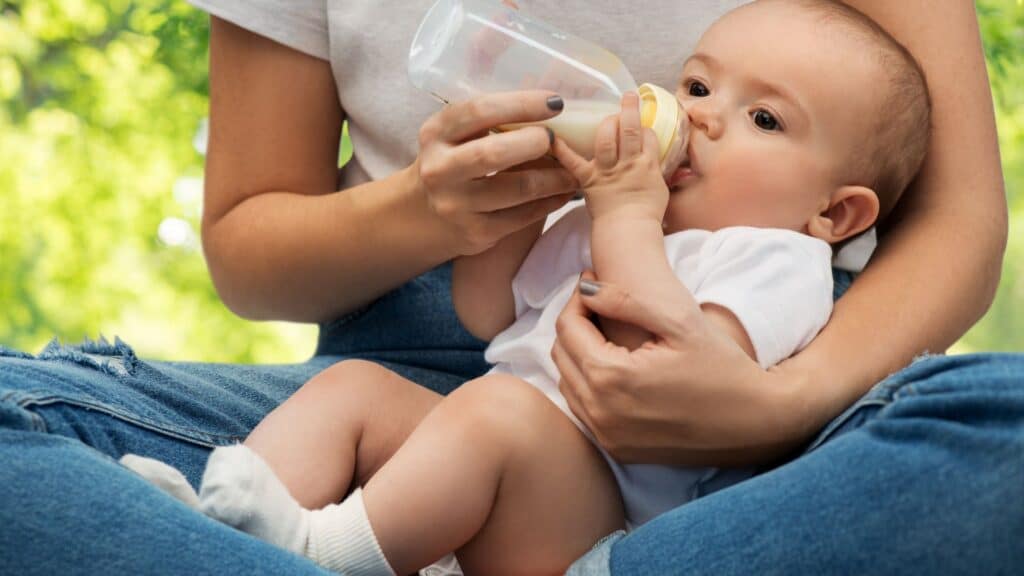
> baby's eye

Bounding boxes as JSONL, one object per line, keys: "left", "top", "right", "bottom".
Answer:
{"left": 752, "top": 109, "right": 781, "bottom": 132}
{"left": 687, "top": 80, "right": 710, "bottom": 97}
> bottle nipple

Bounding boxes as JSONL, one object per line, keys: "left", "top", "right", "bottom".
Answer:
{"left": 638, "top": 83, "right": 688, "bottom": 176}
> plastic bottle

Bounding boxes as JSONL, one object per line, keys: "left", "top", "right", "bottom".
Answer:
{"left": 408, "top": 0, "right": 687, "bottom": 175}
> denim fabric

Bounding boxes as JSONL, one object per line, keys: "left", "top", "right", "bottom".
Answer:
{"left": 3, "top": 263, "right": 1023, "bottom": 575}
{"left": 0, "top": 263, "right": 488, "bottom": 575}
{"left": 567, "top": 352, "right": 1024, "bottom": 575}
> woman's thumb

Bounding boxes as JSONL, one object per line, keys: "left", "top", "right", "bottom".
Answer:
{"left": 577, "top": 272, "right": 693, "bottom": 338}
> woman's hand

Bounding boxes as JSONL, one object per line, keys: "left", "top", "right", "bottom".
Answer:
{"left": 551, "top": 93, "right": 669, "bottom": 224}
{"left": 552, "top": 272, "right": 811, "bottom": 468}
{"left": 414, "top": 91, "right": 579, "bottom": 256}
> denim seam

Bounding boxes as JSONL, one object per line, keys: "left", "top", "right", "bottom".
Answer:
{"left": 893, "top": 382, "right": 923, "bottom": 399}
{"left": 320, "top": 299, "right": 378, "bottom": 333}
{"left": 0, "top": 390, "right": 49, "bottom": 433}
{"left": 3, "top": 364, "right": 243, "bottom": 448}
{"left": 803, "top": 398, "right": 890, "bottom": 453}
{"left": 804, "top": 369, "right": 927, "bottom": 453}
{"left": 17, "top": 394, "right": 242, "bottom": 448}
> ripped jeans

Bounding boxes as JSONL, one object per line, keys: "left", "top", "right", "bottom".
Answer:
{"left": 2, "top": 263, "right": 1023, "bottom": 575}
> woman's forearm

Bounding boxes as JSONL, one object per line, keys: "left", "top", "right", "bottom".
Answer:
{"left": 201, "top": 17, "right": 456, "bottom": 323}
{"left": 779, "top": 202, "right": 1005, "bottom": 435}
{"left": 777, "top": 2, "right": 1006, "bottom": 439}
{"left": 202, "top": 17, "right": 577, "bottom": 324}
{"left": 203, "top": 166, "right": 456, "bottom": 323}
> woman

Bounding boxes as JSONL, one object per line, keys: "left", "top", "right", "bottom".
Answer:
{"left": 0, "top": 0, "right": 1019, "bottom": 574}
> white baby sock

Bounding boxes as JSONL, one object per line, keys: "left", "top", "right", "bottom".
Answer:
{"left": 119, "top": 454, "right": 201, "bottom": 510}
{"left": 197, "top": 444, "right": 396, "bottom": 576}
{"left": 306, "top": 489, "right": 396, "bottom": 576}
{"left": 197, "top": 444, "right": 311, "bottom": 555}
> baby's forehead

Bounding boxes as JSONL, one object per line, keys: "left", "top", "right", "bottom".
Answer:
{"left": 699, "top": 0, "right": 874, "bottom": 59}
{"left": 694, "top": 2, "right": 886, "bottom": 111}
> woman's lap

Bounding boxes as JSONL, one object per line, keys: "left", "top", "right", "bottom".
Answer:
{"left": 0, "top": 263, "right": 489, "bottom": 574}
{"left": 3, "top": 263, "right": 1022, "bottom": 573}
{"left": 0, "top": 264, "right": 486, "bottom": 472}
{"left": 567, "top": 352, "right": 1024, "bottom": 575}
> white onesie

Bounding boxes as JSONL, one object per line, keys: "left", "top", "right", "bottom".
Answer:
{"left": 484, "top": 205, "right": 834, "bottom": 527}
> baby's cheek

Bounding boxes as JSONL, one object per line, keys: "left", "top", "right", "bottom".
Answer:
{"left": 709, "top": 172, "right": 800, "bottom": 227}
{"left": 719, "top": 158, "right": 768, "bottom": 194}
{"left": 728, "top": 156, "right": 803, "bottom": 199}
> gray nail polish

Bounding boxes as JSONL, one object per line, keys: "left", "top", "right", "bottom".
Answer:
{"left": 546, "top": 127, "right": 555, "bottom": 146}
{"left": 547, "top": 95, "right": 564, "bottom": 111}
{"left": 579, "top": 279, "right": 602, "bottom": 296}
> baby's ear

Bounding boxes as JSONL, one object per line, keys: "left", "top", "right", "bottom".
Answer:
{"left": 806, "top": 185, "right": 879, "bottom": 244}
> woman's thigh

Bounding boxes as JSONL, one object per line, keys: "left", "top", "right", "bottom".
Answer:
{"left": 0, "top": 263, "right": 487, "bottom": 572}
{"left": 567, "top": 353, "right": 1024, "bottom": 576}
{"left": 0, "top": 427, "right": 334, "bottom": 575}
{"left": 0, "top": 264, "right": 485, "bottom": 482}
{"left": 0, "top": 339, "right": 344, "bottom": 574}
{"left": 0, "top": 338, "right": 340, "bottom": 483}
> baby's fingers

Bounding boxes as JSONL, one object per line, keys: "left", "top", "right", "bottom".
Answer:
{"left": 594, "top": 114, "right": 619, "bottom": 168}
{"left": 551, "top": 136, "right": 591, "bottom": 183}
{"left": 618, "top": 92, "right": 643, "bottom": 158}
{"left": 643, "top": 128, "right": 661, "bottom": 163}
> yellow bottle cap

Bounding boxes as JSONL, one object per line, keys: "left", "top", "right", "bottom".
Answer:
{"left": 638, "top": 83, "right": 685, "bottom": 165}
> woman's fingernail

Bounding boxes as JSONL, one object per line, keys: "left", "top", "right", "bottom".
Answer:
{"left": 579, "top": 279, "right": 602, "bottom": 296}
{"left": 546, "top": 127, "right": 555, "bottom": 146}
{"left": 547, "top": 95, "right": 564, "bottom": 111}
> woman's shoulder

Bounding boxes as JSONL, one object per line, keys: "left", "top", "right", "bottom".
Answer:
{"left": 187, "top": 0, "right": 330, "bottom": 60}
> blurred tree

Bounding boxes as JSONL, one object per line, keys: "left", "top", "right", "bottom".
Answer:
{"left": 0, "top": 0, "right": 1020, "bottom": 363}
{"left": 0, "top": 0, "right": 317, "bottom": 362}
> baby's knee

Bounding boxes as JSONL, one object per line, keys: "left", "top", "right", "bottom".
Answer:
{"left": 446, "top": 375, "right": 561, "bottom": 446}
{"left": 299, "top": 359, "right": 403, "bottom": 402}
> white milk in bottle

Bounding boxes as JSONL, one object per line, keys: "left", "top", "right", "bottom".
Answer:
{"left": 408, "top": 0, "right": 688, "bottom": 174}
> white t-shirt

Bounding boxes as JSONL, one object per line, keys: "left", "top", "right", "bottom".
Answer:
{"left": 485, "top": 205, "right": 834, "bottom": 526}
{"left": 186, "top": 0, "right": 875, "bottom": 271}
{"left": 187, "top": 0, "right": 745, "bottom": 186}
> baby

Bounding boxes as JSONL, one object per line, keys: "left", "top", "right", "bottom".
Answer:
{"left": 123, "top": 1, "right": 930, "bottom": 575}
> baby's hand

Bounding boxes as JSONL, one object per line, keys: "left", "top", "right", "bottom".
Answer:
{"left": 551, "top": 92, "right": 669, "bottom": 223}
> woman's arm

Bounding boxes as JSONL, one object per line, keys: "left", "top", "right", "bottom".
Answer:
{"left": 782, "top": 0, "right": 1006, "bottom": 430}
{"left": 552, "top": 2, "right": 1006, "bottom": 465}
{"left": 201, "top": 18, "right": 575, "bottom": 322}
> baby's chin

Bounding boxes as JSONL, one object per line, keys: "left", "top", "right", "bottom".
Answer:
{"left": 661, "top": 207, "right": 692, "bottom": 234}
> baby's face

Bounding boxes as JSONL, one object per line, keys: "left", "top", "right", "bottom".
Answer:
{"left": 663, "top": 0, "right": 879, "bottom": 234}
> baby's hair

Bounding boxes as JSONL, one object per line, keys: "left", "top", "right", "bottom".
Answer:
{"left": 783, "top": 0, "right": 932, "bottom": 223}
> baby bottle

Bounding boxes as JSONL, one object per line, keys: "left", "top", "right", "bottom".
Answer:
{"left": 408, "top": 0, "right": 687, "bottom": 175}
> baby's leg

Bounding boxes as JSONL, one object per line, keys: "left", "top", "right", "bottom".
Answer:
{"left": 245, "top": 359, "right": 443, "bottom": 508}
{"left": 197, "top": 360, "right": 442, "bottom": 554}
{"left": 359, "top": 374, "right": 624, "bottom": 576}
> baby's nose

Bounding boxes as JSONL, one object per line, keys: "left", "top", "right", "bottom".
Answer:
{"left": 685, "top": 100, "right": 723, "bottom": 139}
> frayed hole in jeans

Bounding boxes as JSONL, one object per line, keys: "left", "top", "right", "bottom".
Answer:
{"left": 0, "top": 346, "right": 35, "bottom": 360}
{"left": 36, "top": 335, "right": 139, "bottom": 378}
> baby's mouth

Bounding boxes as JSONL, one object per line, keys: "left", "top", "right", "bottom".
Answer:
{"left": 667, "top": 149, "right": 697, "bottom": 188}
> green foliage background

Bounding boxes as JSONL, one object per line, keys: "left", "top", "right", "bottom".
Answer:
{"left": 1, "top": 0, "right": 1021, "bottom": 363}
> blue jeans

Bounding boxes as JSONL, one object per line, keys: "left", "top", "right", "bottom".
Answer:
{"left": 566, "top": 352, "right": 1024, "bottom": 575}
{"left": 1, "top": 264, "right": 1021, "bottom": 574}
